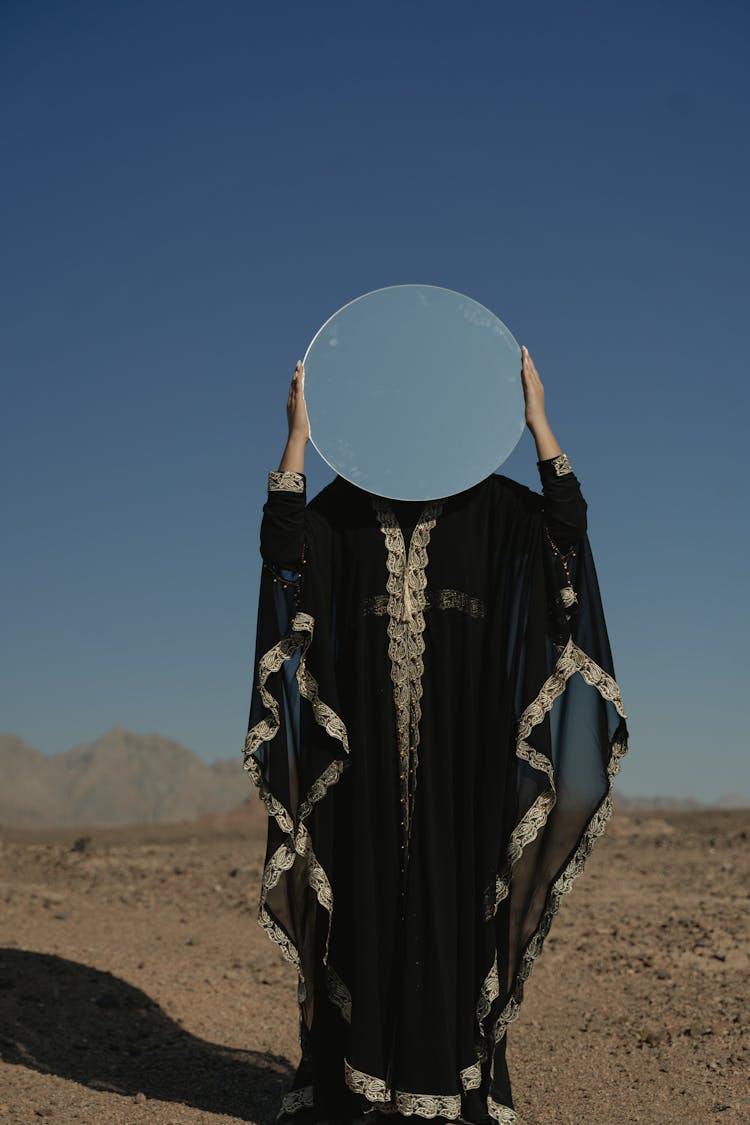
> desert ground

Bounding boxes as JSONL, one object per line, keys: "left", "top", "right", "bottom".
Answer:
{"left": 0, "top": 807, "right": 748, "bottom": 1125}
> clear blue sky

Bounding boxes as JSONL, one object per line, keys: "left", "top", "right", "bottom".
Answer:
{"left": 2, "top": 0, "right": 748, "bottom": 801}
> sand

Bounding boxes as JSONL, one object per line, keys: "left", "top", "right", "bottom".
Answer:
{"left": 0, "top": 808, "right": 748, "bottom": 1124}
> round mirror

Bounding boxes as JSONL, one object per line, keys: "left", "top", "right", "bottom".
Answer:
{"left": 303, "top": 283, "right": 525, "bottom": 501}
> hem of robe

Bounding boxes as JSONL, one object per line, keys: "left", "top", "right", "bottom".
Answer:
{"left": 277, "top": 1081, "right": 518, "bottom": 1124}
{"left": 244, "top": 613, "right": 628, "bottom": 1125}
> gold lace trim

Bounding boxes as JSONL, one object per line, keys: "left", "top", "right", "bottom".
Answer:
{"left": 362, "top": 593, "right": 390, "bottom": 616}
{"left": 476, "top": 953, "right": 500, "bottom": 1028}
{"left": 544, "top": 526, "right": 578, "bottom": 613}
{"left": 244, "top": 614, "right": 321, "bottom": 835}
{"left": 296, "top": 757, "right": 346, "bottom": 824}
{"left": 243, "top": 610, "right": 350, "bottom": 1007}
{"left": 344, "top": 1060, "right": 389, "bottom": 1102}
{"left": 480, "top": 637, "right": 627, "bottom": 1048}
{"left": 559, "top": 585, "right": 578, "bottom": 608}
{"left": 297, "top": 635, "right": 350, "bottom": 758}
{"left": 345, "top": 1060, "right": 462, "bottom": 1119}
{"left": 256, "top": 839, "right": 300, "bottom": 968}
{"left": 268, "top": 470, "right": 305, "bottom": 493}
{"left": 487, "top": 1095, "right": 517, "bottom": 1123}
{"left": 485, "top": 637, "right": 626, "bottom": 918}
{"left": 363, "top": 586, "right": 485, "bottom": 620}
{"left": 244, "top": 611, "right": 348, "bottom": 832}
{"left": 434, "top": 588, "right": 485, "bottom": 617}
{"left": 550, "top": 452, "right": 573, "bottom": 477}
{"left": 379, "top": 1091, "right": 462, "bottom": 1118}
{"left": 372, "top": 497, "right": 443, "bottom": 875}
{"left": 459, "top": 1061, "right": 482, "bottom": 1091}
{"left": 278, "top": 1085, "right": 313, "bottom": 1117}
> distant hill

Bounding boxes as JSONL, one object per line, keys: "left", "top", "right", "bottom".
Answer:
{"left": 0, "top": 734, "right": 61, "bottom": 827}
{"left": 0, "top": 727, "right": 257, "bottom": 829}
{"left": 613, "top": 792, "right": 750, "bottom": 812}
{"left": 1, "top": 728, "right": 747, "bottom": 830}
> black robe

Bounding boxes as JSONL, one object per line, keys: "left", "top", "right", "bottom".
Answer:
{"left": 244, "top": 455, "right": 628, "bottom": 1125}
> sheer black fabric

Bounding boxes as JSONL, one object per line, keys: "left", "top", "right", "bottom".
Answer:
{"left": 244, "top": 459, "right": 628, "bottom": 1125}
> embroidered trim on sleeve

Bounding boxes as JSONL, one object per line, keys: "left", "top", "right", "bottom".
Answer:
{"left": 268, "top": 470, "right": 305, "bottom": 493}
{"left": 481, "top": 636, "right": 627, "bottom": 1054}
{"left": 242, "top": 609, "right": 350, "bottom": 1009}
{"left": 550, "top": 453, "right": 573, "bottom": 477}
{"left": 279, "top": 1085, "right": 313, "bottom": 1116}
{"left": 459, "top": 1061, "right": 483, "bottom": 1091}
{"left": 487, "top": 1096, "right": 518, "bottom": 1123}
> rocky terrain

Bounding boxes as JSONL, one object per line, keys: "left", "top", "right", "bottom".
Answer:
{"left": 0, "top": 805, "right": 748, "bottom": 1124}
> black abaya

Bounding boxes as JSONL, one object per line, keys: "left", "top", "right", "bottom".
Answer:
{"left": 244, "top": 455, "right": 628, "bottom": 1124}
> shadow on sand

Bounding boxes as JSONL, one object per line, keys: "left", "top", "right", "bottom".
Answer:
{"left": 0, "top": 947, "right": 293, "bottom": 1122}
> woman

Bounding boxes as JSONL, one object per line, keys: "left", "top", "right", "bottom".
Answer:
{"left": 244, "top": 348, "right": 627, "bottom": 1124}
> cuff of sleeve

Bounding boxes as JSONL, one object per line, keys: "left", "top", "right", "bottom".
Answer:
{"left": 538, "top": 453, "right": 573, "bottom": 477}
{"left": 268, "top": 470, "right": 306, "bottom": 494}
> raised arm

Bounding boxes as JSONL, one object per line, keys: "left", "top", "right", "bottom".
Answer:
{"left": 260, "top": 361, "right": 311, "bottom": 567}
{"left": 521, "top": 345, "right": 587, "bottom": 547}
{"left": 278, "top": 359, "right": 309, "bottom": 473}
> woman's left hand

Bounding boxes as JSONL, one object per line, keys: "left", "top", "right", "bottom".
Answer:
{"left": 520, "top": 345, "right": 547, "bottom": 430}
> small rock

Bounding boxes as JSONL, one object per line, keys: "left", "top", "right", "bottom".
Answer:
{"left": 134, "top": 1092, "right": 147, "bottom": 1104}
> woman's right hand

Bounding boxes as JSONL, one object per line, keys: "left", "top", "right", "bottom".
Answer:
{"left": 286, "top": 360, "right": 310, "bottom": 445}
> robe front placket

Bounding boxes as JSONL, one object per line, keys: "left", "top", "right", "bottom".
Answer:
{"left": 372, "top": 497, "right": 443, "bottom": 892}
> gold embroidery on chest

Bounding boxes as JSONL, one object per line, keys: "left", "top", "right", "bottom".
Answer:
{"left": 363, "top": 586, "right": 485, "bottom": 619}
{"left": 371, "top": 497, "right": 443, "bottom": 881}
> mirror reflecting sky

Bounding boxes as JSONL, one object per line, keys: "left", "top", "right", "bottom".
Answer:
{"left": 303, "top": 284, "right": 525, "bottom": 500}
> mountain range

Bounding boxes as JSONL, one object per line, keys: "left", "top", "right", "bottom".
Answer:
{"left": 0, "top": 727, "right": 746, "bottom": 829}
{"left": 0, "top": 727, "right": 254, "bottom": 829}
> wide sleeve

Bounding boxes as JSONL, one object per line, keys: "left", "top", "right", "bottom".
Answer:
{"left": 484, "top": 465, "right": 629, "bottom": 1072}
{"left": 243, "top": 474, "right": 350, "bottom": 1050}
